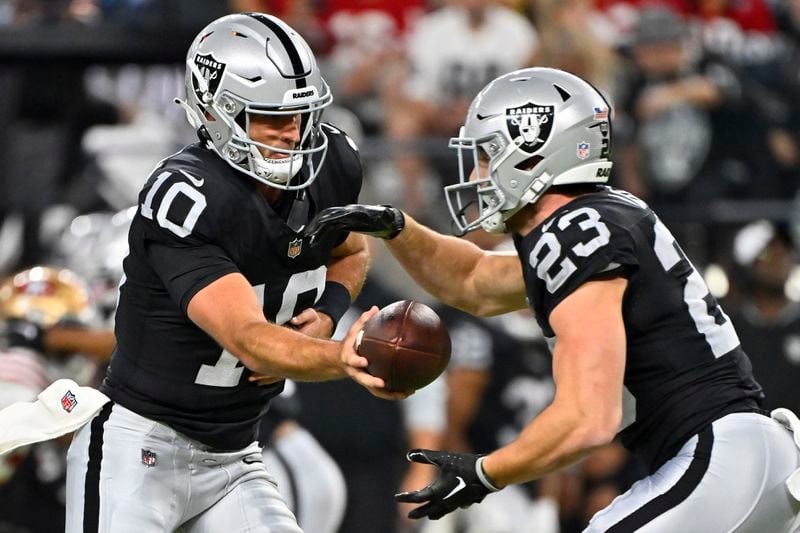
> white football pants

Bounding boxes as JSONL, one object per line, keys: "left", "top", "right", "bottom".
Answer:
{"left": 65, "top": 402, "right": 302, "bottom": 533}
{"left": 585, "top": 412, "right": 800, "bottom": 532}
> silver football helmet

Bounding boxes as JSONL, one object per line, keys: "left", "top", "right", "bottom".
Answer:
{"left": 447, "top": 68, "right": 614, "bottom": 234}
{"left": 176, "top": 13, "right": 333, "bottom": 189}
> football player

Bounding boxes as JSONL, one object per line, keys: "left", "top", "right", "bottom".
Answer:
{"left": 63, "top": 13, "right": 402, "bottom": 533}
{"left": 304, "top": 68, "right": 800, "bottom": 531}
{"left": 0, "top": 266, "right": 101, "bottom": 532}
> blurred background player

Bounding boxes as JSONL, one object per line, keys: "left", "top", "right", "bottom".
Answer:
{"left": 724, "top": 220, "right": 800, "bottom": 415}
{"left": 0, "top": 265, "right": 100, "bottom": 533}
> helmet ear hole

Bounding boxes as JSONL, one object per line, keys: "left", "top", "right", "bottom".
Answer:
{"left": 514, "top": 155, "right": 543, "bottom": 172}
{"left": 234, "top": 111, "right": 246, "bottom": 131}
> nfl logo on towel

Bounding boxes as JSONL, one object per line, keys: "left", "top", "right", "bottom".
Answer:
{"left": 60, "top": 390, "right": 78, "bottom": 413}
{"left": 577, "top": 141, "right": 590, "bottom": 160}
{"left": 141, "top": 449, "right": 157, "bottom": 467}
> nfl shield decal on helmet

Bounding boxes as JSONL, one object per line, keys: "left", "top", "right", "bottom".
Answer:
{"left": 287, "top": 238, "right": 302, "bottom": 259}
{"left": 506, "top": 102, "right": 554, "bottom": 154}
{"left": 192, "top": 53, "right": 226, "bottom": 100}
{"left": 577, "top": 141, "right": 590, "bottom": 160}
{"left": 141, "top": 449, "right": 157, "bottom": 467}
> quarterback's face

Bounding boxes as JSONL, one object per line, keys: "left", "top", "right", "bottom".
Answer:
{"left": 248, "top": 113, "right": 302, "bottom": 158}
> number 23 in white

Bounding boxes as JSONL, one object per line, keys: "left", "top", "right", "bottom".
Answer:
{"left": 530, "top": 207, "right": 611, "bottom": 293}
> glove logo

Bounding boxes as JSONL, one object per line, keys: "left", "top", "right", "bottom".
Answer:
{"left": 444, "top": 476, "right": 466, "bottom": 500}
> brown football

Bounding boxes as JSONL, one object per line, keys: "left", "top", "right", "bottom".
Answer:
{"left": 355, "top": 300, "right": 451, "bottom": 392}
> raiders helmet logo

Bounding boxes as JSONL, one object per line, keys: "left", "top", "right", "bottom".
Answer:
{"left": 506, "top": 102, "right": 554, "bottom": 154}
{"left": 193, "top": 53, "right": 227, "bottom": 101}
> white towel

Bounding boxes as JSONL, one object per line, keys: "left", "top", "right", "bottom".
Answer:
{"left": 0, "top": 378, "right": 109, "bottom": 456}
{"left": 771, "top": 407, "right": 800, "bottom": 501}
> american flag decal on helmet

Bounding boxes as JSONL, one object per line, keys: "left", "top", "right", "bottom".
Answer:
{"left": 593, "top": 106, "right": 608, "bottom": 120}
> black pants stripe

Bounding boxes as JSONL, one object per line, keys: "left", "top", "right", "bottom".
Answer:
{"left": 607, "top": 427, "right": 714, "bottom": 532}
{"left": 83, "top": 402, "right": 113, "bottom": 533}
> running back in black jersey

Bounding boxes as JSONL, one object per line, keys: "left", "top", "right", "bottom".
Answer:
{"left": 102, "top": 123, "right": 362, "bottom": 451}
{"left": 512, "top": 186, "right": 763, "bottom": 472}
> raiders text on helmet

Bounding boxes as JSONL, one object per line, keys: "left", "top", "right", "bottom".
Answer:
{"left": 176, "top": 13, "right": 333, "bottom": 189}
{"left": 446, "top": 68, "right": 614, "bottom": 234}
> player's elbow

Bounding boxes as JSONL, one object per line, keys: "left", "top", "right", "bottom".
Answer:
{"left": 578, "top": 407, "right": 621, "bottom": 449}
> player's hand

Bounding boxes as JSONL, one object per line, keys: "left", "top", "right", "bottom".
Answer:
{"left": 303, "top": 204, "right": 405, "bottom": 244}
{"left": 289, "top": 308, "right": 334, "bottom": 339}
{"left": 1, "top": 319, "right": 45, "bottom": 352}
{"left": 340, "top": 307, "right": 411, "bottom": 400}
{"left": 395, "top": 449, "right": 500, "bottom": 520}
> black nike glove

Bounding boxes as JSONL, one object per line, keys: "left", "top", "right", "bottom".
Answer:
{"left": 302, "top": 204, "right": 405, "bottom": 244}
{"left": 1, "top": 319, "right": 45, "bottom": 352}
{"left": 395, "top": 449, "right": 500, "bottom": 520}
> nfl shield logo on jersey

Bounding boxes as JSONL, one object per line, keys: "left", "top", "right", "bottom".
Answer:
{"left": 287, "top": 238, "right": 303, "bottom": 259}
{"left": 60, "top": 390, "right": 78, "bottom": 413}
{"left": 141, "top": 449, "right": 157, "bottom": 467}
{"left": 577, "top": 141, "right": 590, "bottom": 160}
{"left": 506, "top": 102, "right": 555, "bottom": 154}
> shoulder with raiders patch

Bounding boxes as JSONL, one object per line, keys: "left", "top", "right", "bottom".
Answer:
{"left": 521, "top": 189, "right": 644, "bottom": 318}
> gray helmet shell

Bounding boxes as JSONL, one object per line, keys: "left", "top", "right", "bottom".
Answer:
{"left": 178, "top": 13, "right": 333, "bottom": 189}
{"left": 446, "top": 68, "right": 613, "bottom": 234}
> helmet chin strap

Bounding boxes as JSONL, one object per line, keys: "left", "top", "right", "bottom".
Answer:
{"left": 248, "top": 145, "right": 304, "bottom": 185}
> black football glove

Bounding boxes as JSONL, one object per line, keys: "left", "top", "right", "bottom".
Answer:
{"left": 395, "top": 449, "right": 500, "bottom": 520}
{"left": 302, "top": 204, "right": 405, "bottom": 244}
{"left": 1, "top": 319, "right": 45, "bottom": 352}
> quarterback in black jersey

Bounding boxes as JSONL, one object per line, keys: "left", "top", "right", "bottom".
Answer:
{"left": 306, "top": 68, "right": 800, "bottom": 531}
{"left": 64, "top": 14, "right": 402, "bottom": 533}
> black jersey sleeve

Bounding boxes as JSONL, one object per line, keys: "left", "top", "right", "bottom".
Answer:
{"left": 533, "top": 204, "right": 640, "bottom": 319}
{"left": 146, "top": 240, "right": 239, "bottom": 313}
{"left": 137, "top": 169, "right": 240, "bottom": 312}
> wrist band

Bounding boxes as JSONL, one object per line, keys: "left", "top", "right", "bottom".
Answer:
{"left": 476, "top": 456, "right": 501, "bottom": 492}
{"left": 314, "top": 281, "right": 351, "bottom": 333}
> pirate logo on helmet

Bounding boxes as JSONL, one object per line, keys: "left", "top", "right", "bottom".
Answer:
{"left": 506, "top": 102, "right": 554, "bottom": 154}
{"left": 192, "top": 52, "right": 227, "bottom": 101}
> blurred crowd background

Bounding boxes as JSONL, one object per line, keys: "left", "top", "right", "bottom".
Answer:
{"left": 0, "top": 0, "right": 800, "bottom": 532}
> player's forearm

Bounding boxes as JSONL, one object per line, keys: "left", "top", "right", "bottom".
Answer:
{"left": 482, "top": 400, "right": 617, "bottom": 488}
{"left": 326, "top": 233, "right": 370, "bottom": 300}
{"left": 386, "top": 215, "right": 504, "bottom": 315}
{"left": 45, "top": 327, "right": 116, "bottom": 362}
{"left": 235, "top": 321, "right": 346, "bottom": 381}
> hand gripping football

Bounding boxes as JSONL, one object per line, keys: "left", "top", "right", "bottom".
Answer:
{"left": 355, "top": 300, "right": 451, "bottom": 392}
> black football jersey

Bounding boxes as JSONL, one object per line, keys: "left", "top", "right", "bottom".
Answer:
{"left": 101, "top": 124, "right": 362, "bottom": 450}
{"left": 513, "top": 186, "right": 763, "bottom": 472}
